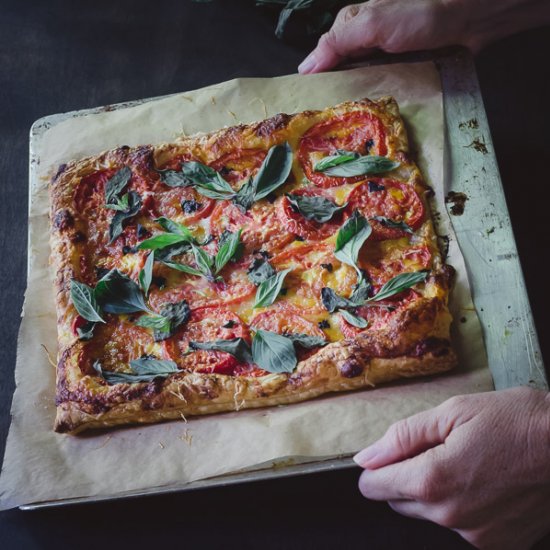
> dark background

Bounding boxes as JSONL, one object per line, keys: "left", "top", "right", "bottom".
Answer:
{"left": 1, "top": 1, "right": 549, "bottom": 548}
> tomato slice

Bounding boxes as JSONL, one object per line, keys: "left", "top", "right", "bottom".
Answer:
{"left": 345, "top": 179, "right": 425, "bottom": 240}
{"left": 154, "top": 187, "right": 215, "bottom": 224}
{"left": 209, "top": 200, "right": 294, "bottom": 255}
{"left": 278, "top": 188, "right": 343, "bottom": 241}
{"left": 360, "top": 244, "right": 432, "bottom": 288}
{"left": 74, "top": 169, "right": 117, "bottom": 214}
{"left": 162, "top": 307, "right": 262, "bottom": 376}
{"left": 210, "top": 149, "right": 267, "bottom": 189}
{"left": 338, "top": 290, "right": 421, "bottom": 338}
{"left": 298, "top": 112, "right": 388, "bottom": 188}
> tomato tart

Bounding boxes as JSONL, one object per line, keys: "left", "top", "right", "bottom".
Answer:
{"left": 49, "top": 97, "right": 457, "bottom": 434}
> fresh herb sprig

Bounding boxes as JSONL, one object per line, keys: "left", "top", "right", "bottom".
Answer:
{"left": 314, "top": 150, "right": 400, "bottom": 177}
{"left": 286, "top": 193, "right": 347, "bottom": 223}
{"left": 94, "top": 357, "right": 179, "bottom": 385}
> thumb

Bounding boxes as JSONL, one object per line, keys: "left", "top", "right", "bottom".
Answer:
{"left": 298, "top": 4, "right": 377, "bottom": 74}
{"left": 353, "top": 406, "right": 453, "bottom": 470}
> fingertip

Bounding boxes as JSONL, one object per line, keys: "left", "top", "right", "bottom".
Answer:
{"left": 353, "top": 446, "right": 377, "bottom": 468}
{"left": 297, "top": 51, "right": 318, "bottom": 75}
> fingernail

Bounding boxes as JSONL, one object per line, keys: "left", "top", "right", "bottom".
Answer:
{"left": 353, "top": 446, "right": 376, "bottom": 467}
{"left": 298, "top": 52, "right": 317, "bottom": 74}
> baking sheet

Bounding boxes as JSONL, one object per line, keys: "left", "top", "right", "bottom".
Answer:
{"left": 0, "top": 60, "right": 494, "bottom": 510}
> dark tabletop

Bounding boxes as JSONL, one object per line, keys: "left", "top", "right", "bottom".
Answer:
{"left": 1, "top": 2, "right": 549, "bottom": 549}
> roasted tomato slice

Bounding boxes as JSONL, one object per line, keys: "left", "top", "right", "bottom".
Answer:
{"left": 360, "top": 243, "right": 432, "bottom": 288}
{"left": 209, "top": 200, "right": 294, "bottom": 256}
{"left": 73, "top": 169, "right": 117, "bottom": 214}
{"left": 251, "top": 305, "right": 326, "bottom": 360}
{"left": 278, "top": 188, "right": 343, "bottom": 241}
{"left": 210, "top": 148, "right": 267, "bottom": 189}
{"left": 154, "top": 187, "right": 215, "bottom": 225}
{"left": 345, "top": 179, "right": 425, "bottom": 240}
{"left": 298, "top": 112, "right": 388, "bottom": 188}
{"left": 163, "top": 307, "right": 259, "bottom": 375}
{"left": 338, "top": 290, "right": 421, "bottom": 338}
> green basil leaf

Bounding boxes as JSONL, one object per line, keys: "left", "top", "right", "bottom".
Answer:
{"left": 286, "top": 193, "right": 346, "bottom": 223}
{"left": 253, "top": 267, "right": 291, "bottom": 308}
{"left": 334, "top": 211, "right": 372, "bottom": 273}
{"left": 313, "top": 150, "right": 360, "bottom": 172}
{"left": 109, "top": 191, "right": 142, "bottom": 243}
{"left": 321, "top": 156, "right": 400, "bottom": 177}
{"left": 215, "top": 229, "right": 242, "bottom": 273}
{"left": 151, "top": 300, "right": 191, "bottom": 341}
{"left": 371, "top": 216, "right": 414, "bottom": 234}
{"left": 76, "top": 320, "right": 97, "bottom": 341}
{"left": 368, "top": 271, "right": 429, "bottom": 302}
{"left": 70, "top": 280, "right": 105, "bottom": 323}
{"left": 285, "top": 333, "right": 327, "bottom": 349}
{"left": 339, "top": 309, "right": 368, "bottom": 329}
{"left": 93, "top": 358, "right": 179, "bottom": 385}
{"left": 158, "top": 169, "right": 193, "bottom": 188}
{"left": 191, "top": 243, "right": 215, "bottom": 280}
{"left": 190, "top": 338, "right": 253, "bottom": 364}
{"left": 95, "top": 270, "right": 150, "bottom": 314}
{"left": 135, "top": 313, "right": 171, "bottom": 331}
{"left": 181, "top": 161, "right": 236, "bottom": 200}
{"left": 139, "top": 252, "right": 154, "bottom": 297}
{"left": 320, "top": 287, "right": 361, "bottom": 313}
{"left": 161, "top": 261, "right": 203, "bottom": 277}
{"left": 105, "top": 167, "right": 132, "bottom": 205}
{"left": 105, "top": 193, "right": 130, "bottom": 211}
{"left": 138, "top": 233, "right": 191, "bottom": 251}
{"left": 247, "top": 257, "right": 276, "bottom": 286}
{"left": 253, "top": 142, "right": 293, "bottom": 200}
{"left": 252, "top": 330, "right": 297, "bottom": 374}
{"left": 155, "top": 217, "right": 195, "bottom": 239}
{"left": 233, "top": 177, "right": 256, "bottom": 212}
{"left": 349, "top": 276, "right": 371, "bottom": 304}
{"left": 153, "top": 241, "right": 192, "bottom": 261}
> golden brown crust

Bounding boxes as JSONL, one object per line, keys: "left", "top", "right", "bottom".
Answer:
{"left": 50, "top": 97, "right": 457, "bottom": 434}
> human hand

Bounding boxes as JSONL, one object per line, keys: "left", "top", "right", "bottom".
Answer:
{"left": 298, "top": 0, "right": 550, "bottom": 74}
{"left": 353, "top": 387, "right": 550, "bottom": 549}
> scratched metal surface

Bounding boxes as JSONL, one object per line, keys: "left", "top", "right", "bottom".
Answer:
{"left": 22, "top": 49, "right": 546, "bottom": 510}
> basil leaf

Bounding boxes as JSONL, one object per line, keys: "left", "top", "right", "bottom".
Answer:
{"left": 154, "top": 241, "right": 192, "bottom": 261}
{"left": 215, "top": 229, "right": 242, "bottom": 273}
{"left": 190, "top": 338, "right": 253, "bottom": 364}
{"left": 253, "top": 267, "right": 291, "bottom": 308}
{"left": 339, "top": 309, "right": 368, "bottom": 329}
{"left": 371, "top": 216, "right": 414, "bottom": 234}
{"left": 70, "top": 280, "right": 105, "bottom": 323}
{"left": 152, "top": 300, "right": 191, "bottom": 341}
{"left": 321, "top": 287, "right": 361, "bottom": 313}
{"left": 76, "top": 320, "right": 96, "bottom": 341}
{"left": 139, "top": 252, "right": 154, "bottom": 297}
{"left": 253, "top": 142, "right": 293, "bottom": 200}
{"left": 191, "top": 243, "right": 215, "bottom": 280}
{"left": 138, "top": 233, "right": 191, "bottom": 251}
{"left": 334, "top": 211, "right": 372, "bottom": 273}
{"left": 349, "top": 276, "right": 371, "bottom": 304}
{"left": 313, "top": 150, "right": 360, "bottom": 172}
{"left": 94, "top": 358, "right": 179, "bottom": 385}
{"left": 95, "top": 270, "right": 150, "bottom": 314}
{"left": 286, "top": 193, "right": 346, "bottom": 223}
{"left": 321, "top": 156, "right": 400, "bottom": 177}
{"left": 233, "top": 177, "right": 256, "bottom": 212}
{"left": 105, "top": 167, "right": 131, "bottom": 205}
{"left": 105, "top": 193, "right": 129, "bottom": 211}
{"left": 252, "top": 329, "right": 297, "bottom": 373}
{"left": 181, "top": 161, "right": 236, "bottom": 200}
{"left": 285, "top": 333, "right": 327, "bottom": 349}
{"left": 368, "top": 271, "right": 429, "bottom": 302}
{"left": 155, "top": 217, "right": 195, "bottom": 240}
{"left": 109, "top": 191, "right": 142, "bottom": 243}
{"left": 135, "top": 313, "right": 171, "bottom": 331}
{"left": 247, "top": 257, "right": 276, "bottom": 286}
{"left": 161, "top": 261, "right": 203, "bottom": 277}
{"left": 158, "top": 169, "right": 193, "bottom": 188}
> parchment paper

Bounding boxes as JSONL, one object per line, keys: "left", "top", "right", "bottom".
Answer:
{"left": 0, "top": 62, "right": 493, "bottom": 510}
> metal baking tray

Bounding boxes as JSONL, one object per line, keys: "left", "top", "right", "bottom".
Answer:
{"left": 22, "top": 48, "right": 546, "bottom": 510}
